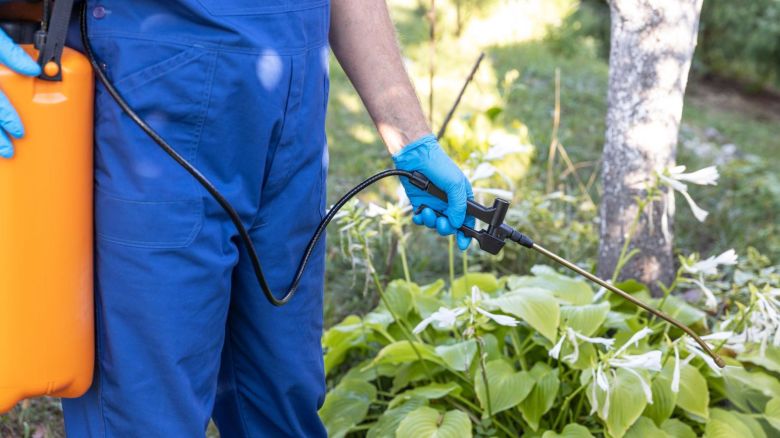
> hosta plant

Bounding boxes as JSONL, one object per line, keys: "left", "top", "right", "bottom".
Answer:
{"left": 319, "top": 250, "right": 780, "bottom": 437}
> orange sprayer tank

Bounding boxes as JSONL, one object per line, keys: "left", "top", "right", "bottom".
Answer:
{"left": 0, "top": 45, "right": 94, "bottom": 413}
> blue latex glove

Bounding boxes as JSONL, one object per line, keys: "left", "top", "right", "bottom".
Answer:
{"left": 0, "top": 29, "right": 41, "bottom": 158}
{"left": 393, "top": 134, "right": 475, "bottom": 251}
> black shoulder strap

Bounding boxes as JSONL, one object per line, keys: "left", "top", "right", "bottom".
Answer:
{"left": 36, "top": 0, "right": 75, "bottom": 81}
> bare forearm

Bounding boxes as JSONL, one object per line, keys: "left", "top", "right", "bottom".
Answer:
{"left": 329, "top": 0, "right": 430, "bottom": 154}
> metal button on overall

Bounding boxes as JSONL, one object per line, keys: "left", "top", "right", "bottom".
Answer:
{"left": 61, "top": 1, "right": 331, "bottom": 436}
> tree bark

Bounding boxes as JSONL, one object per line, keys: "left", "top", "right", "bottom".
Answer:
{"left": 598, "top": 0, "right": 703, "bottom": 292}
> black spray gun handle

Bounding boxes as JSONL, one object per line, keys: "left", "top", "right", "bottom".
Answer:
{"left": 406, "top": 171, "right": 533, "bottom": 254}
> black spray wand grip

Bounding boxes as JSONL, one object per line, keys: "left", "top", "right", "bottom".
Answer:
{"left": 407, "top": 171, "right": 534, "bottom": 254}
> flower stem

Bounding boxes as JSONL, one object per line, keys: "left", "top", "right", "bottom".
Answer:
{"left": 611, "top": 197, "right": 647, "bottom": 283}
{"left": 553, "top": 382, "right": 587, "bottom": 430}
{"left": 477, "top": 338, "right": 493, "bottom": 419}
{"left": 449, "top": 235, "right": 456, "bottom": 301}
{"left": 398, "top": 235, "right": 412, "bottom": 284}
{"left": 363, "top": 239, "right": 434, "bottom": 380}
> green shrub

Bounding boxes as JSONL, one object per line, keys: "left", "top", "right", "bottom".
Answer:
{"left": 698, "top": 0, "right": 780, "bottom": 91}
{"left": 319, "top": 245, "right": 780, "bottom": 436}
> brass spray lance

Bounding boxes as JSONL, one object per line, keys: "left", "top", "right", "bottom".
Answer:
{"left": 407, "top": 171, "right": 726, "bottom": 368}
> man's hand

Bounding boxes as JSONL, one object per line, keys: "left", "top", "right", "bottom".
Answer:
{"left": 394, "top": 134, "right": 474, "bottom": 250}
{"left": 0, "top": 29, "right": 41, "bottom": 158}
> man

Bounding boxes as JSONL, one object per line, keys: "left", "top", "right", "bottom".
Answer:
{"left": 0, "top": 0, "right": 473, "bottom": 435}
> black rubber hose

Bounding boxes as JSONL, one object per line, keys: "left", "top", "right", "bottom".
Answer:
{"left": 80, "top": 5, "right": 414, "bottom": 306}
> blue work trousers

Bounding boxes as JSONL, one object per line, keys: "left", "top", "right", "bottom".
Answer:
{"left": 62, "top": 1, "right": 331, "bottom": 436}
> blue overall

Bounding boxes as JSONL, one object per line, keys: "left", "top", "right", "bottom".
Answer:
{"left": 62, "top": 1, "right": 330, "bottom": 436}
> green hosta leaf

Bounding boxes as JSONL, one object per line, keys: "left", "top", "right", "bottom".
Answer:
{"left": 705, "top": 419, "right": 742, "bottom": 438}
{"left": 474, "top": 360, "right": 534, "bottom": 415}
{"left": 488, "top": 288, "right": 559, "bottom": 342}
{"left": 519, "top": 363, "right": 560, "bottom": 431}
{"left": 675, "top": 363, "right": 709, "bottom": 421}
{"left": 435, "top": 339, "right": 477, "bottom": 372}
{"left": 323, "top": 315, "right": 366, "bottom": 375}
{"left": 342, "top": 360, "right": 397, "bottom": 383}
{"left": 452, "top": 273, "right": 501, "bottom": 299}
{"left": 368, "top": 397, "right": 427, "bottom": 438}
{"left": 482, "top": 333, "right": 502, "bottom": 361}
{"left": 373, "top": 341, "right": 443, "bottom": 366}
{"left": 642, "top": 365, "right": 677, "bottom": 426}
{"left": 364, "top": 309, "right": 394, "bottom": 331}
{"left": 389, "top": 382, "right": 462, "bottom": 409}
{"left": 705, "top": 409, "right": 762, "bottom": 438}
{"left": 603, "top": 311, "right": 631, "bottom": 331}
{"left": 541, "top": 423, "right": 594, "bottom": 438}
{"left": 660, "top": 419, "right": 696, "bottom": 438}
{"left": 731, "top": 410, "right": 767, "bottom": 438}
{"left": 318, "top": 379, "right": 376, "bottom": 438}
{"left": 588, "top": 367, "right": 648, "bottom": 438}
{"left": 651, "top": 295, "right": 706, "bottom": 328}
{"left": 560, "top": 302, "right": 610, "bottom": 337}
{"left": 510, "top": 265, "right": 593, "bottom": 305}
{"left": 607, "top": 280, "right": 651, "bottom": 310}
{"left": 624, "top": 416, "right": 671, "bottom": 438}
{"left": 381, "top": 280, "right": 415, "bottom": 317}
{"left": 764, "top": 397, "right": 780, "bottom": 431}
{"left": 738, "top": 345, "right": 780, "bottom": 374}
{"left": 414, "top": 295, "right": 445, "bottom": 319}
{"left": 420, "top": 279, "right": 446, "bottom": 297}
{"left": 561, "top": 341, "right": 598, "bottom": 370}
{"left": 392, "top": 362, "right": 443, "bottom": 393}
{"left": 396, "top": 407, "right": 472, "bottom": 438}
{"left": 723, "top": 366, "right": 780, "bottom": 412}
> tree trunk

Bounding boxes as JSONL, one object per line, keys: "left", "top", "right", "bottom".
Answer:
{"left": 598, "top": 0, "right": 703, "bottom": 292}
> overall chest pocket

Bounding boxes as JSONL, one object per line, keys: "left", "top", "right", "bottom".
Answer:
{"left": 196, "top": 0, "right": 328, "bottom": 16}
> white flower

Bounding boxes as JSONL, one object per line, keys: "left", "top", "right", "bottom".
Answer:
{"left": 624, "top": 367, "right": 655, "bottom": 404}
{"left": 395, "top": 183, "right": 410, "bottom": 207}
{"left": 476, "top": 307, "right": 519, "bottom": 327}
{"left": 472, "top": 187, "right": 514, "bottom": 199}
{"left": 413, "top": 307, "right": 467, "bottom": 334}
{"left": 690, "top": 276, "right": 718, "bottom": 309}
{"left": 551, "top": 327, "right": 615, "bottom": 363}
{"left": 587, "top": 334, "right": 662, "bottom": 409}
{"left": 681, "top": 249, "right": 738, "bottom": 309}
{"left": 657, "top": 165, "right": 719, "bottom": 222}
{"left": 483, "top": 139, "right": 532, "bottom": 161}
{"left": 614, "top": 327, "right": 654, "bottom": 356}
{"left": 672, "top": 344, "right": 680, "bottom": 393}
{"left": 549, "top": 335, "right": 565, "bottom": 360}
{"left": 590, "top": 365, "right": 612, "bottom": 419}
{"left": 469, "top": 287, "right": 519, "bottom": 328}
{"left": 471, "top": 286, "right": 482, "bottom": 305}
{"left": 685, "top": 249, "right": 738, "bottom": 276}
{"left": 609, "top": 351, "right": 662, "bottom": 372}
{"left": 365, "top": 202, "right": 387, "bottom": 218}
{"left": 571, "top": 330, "right": 616, "bottom": 349}
{"left": 671, "top": 165, "right": 719, "bottom": 186}
{"left": 683, "top": 337, "right": 722, "bottom": 375}
{"left": 469, "top": 162, "right": 497, "bottom": 182}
